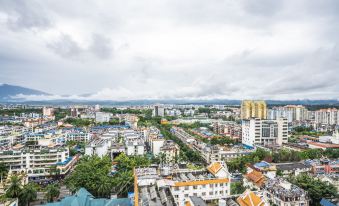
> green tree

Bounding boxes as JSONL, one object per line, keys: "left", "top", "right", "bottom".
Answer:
{"left": 0, "top": 162, "right": 8, "bottom": 183}
{"left": 45, "top": 184, "right": 60, "bottom": 203}
{"left": 5, "top": 175, "right": 22, "bottom": 198}
{"left": 19, "top": 182, "right": 38, "bottom": 206}
{"left": 64, "top": 155, "right": 113, "bottom": 197}
{"left": 231, "top": 182, "right": 246, "bottom": 195}
{"left": 289, "top": 174, "right": 338, "bottom": 205}
{"left": 97, "top": 176, "right": 113, "bottom": 198}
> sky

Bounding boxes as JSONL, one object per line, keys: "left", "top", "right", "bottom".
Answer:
{"left": 1, "top": 0, "right": 339, "bottom": 101}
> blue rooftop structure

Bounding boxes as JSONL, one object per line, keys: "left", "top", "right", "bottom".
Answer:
{"left": 254, "top": 161, "right": 270, "bottom": 168}
{"left": 56, "top": 157, "right": 73, "bottom": 166}
{"left": 45, "top": 188, "right": 131, "bottom": 206}
{"left": 320, "top": 198, "right": 337, "bottom": 206}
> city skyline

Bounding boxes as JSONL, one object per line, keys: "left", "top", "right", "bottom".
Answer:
{"left": 1, "top": 1, "right": 339, "bottom": 101}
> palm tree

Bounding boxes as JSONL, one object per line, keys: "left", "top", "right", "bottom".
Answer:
{"left": 0, "top": 162, "right": 8, "bottom": 183}
{"left": 5, "top": 175, "right": 22, "bottom": 198}
{"left": 45, "top": 184, "right": 60, "bottom": 203}
{"left": 97, "top": 177, "right": 113, "bottom": 198}
{"left": 20, "top": 182, "right": 38, "bottom": 206}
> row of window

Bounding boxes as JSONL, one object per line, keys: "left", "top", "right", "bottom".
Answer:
{"left": 175, "top": 183, "right": 228, "bottom": 191}
{"left": 174, "top": 190, "right": 228, "bottom": 199}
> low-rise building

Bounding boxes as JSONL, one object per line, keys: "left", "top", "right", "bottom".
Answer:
{"left": 263, "top": 178, "right": 309, "bottom": 206}
{"left": 237, "top": 189, "right": 268, "bottom": 206}
{"left": 85, "top": 139, "right": 110, "bottom": 157}
{"left": 243, "top": 170, "right": 266, "bottom": 190}
{"left": 305, "top": 159, "right": 339, "bottom": 175}
{"left": 275, "top": 162, "right": 311, "bottom": 177}
{"left": 0, "top": 145, "right": 77, "bottom": 181}
{"left": 134, "top": 161, "right": 231, "bottom": 206}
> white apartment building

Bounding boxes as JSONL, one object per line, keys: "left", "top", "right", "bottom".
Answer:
{"left": 203, "top": 145, "right": 253, "bottom": 163}
{"left": 0, "top": 146, "right": 76, "bottom": 180}
{"left": 95, "top": 112, "right": 111, "bottom": 123}
{"left": 242, "top": 118, "right": 288, "bottom": 147}
{"left": 85, "top": 139, "right": 110, "bottom": 157}
{"left": 126, "top": 140, "right": 144, "bottom": 156}
{"left": 151, "top": 138, "right": 165, "bottom": 156}
{"left": 124, "top": 130, "right": 145, "bottom": 156}
{"left": 166, "top": 109, "right": 182, "bottom": 117}
{"left": 0, "top": 126, "right": 27, "bottom": 146}
{"left": 315, "top": 108, "right": 339, "bottom": 125}
{"left": 65, "top": 132, "right": 92, "bottom": 142}
{"left": 268, "top": 105, "right": 308, "bottom": 122}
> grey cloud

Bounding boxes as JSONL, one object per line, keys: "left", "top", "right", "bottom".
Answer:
{"left": 47, "top": 34, "right": 84, "bottom": 58}
{"left": 47, "top": 33, "right": 113, "bottom": 60}
{"left": 89, "top": 34, "right": 113, "bottom": 59}
{"left": 0, "top": 0, "right": 51, "bottom": 30}
{"left": 241, "top": 0, "right": 283, "bottom": 17}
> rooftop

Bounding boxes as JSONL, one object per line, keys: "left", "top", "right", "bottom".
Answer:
{"left": 263, "top": 177, "right": 307, "bottom": 201}
{"left": 275, "top": 162, "right": 310, "bottom": 171}
{"left": 237, "top": 189, "right": 265, "bottom": 206}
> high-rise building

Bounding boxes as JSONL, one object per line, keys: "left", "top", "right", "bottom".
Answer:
{"left": 241, "top": 100, "right": 267, "bottom": 119}
{"left": 153, "top": 104, "right": 165, "bottom": 117}
{"left": 242, "top": 117, "right": 288, "bottom": 147}
{"left": 284, "top": 105, "right": 308, "bottom": 121}
{"left": 42, "top": 107, "right": 54, "bottom": 117}
{"left": 268, "top": 105, "right": 308, "bottom": 122}
{"left": 315, "top": 108, "right": 339, "bottom": 125}
{"left": 70, "top": 108, "right": 79, "bottom": 117}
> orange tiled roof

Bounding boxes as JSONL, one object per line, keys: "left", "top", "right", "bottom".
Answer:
{"left": 207, "top": 162, "right": 222, "bottom": 175}
{"left": 237, "top": 190, "right": 265, "bottom": 206}
{"left": 245, "top": 170, "right": 265, "bottom": 188}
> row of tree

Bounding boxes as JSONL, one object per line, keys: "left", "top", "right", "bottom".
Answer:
{"left": 159, "top": 124, "right": 204, "bottom": 163}
{"left": 2, "top": 175, "right": 59, "bottom": 206}
{"left": 272, "top": 148, "right": 339, "bottom": 162}
{"left": 64, "top": 154, "right": 152, "bottom": 198}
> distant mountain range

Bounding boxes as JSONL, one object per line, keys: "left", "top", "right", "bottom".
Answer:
{"left": 0, "top": 84, "right": 49, "bottom": 101}
{"left": 1, "top": 83, "right": 339, "bottom": 106}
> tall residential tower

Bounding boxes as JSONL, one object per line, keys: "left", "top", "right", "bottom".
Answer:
{"left": 241, "top": 100, "right": 267, "bottom": 119}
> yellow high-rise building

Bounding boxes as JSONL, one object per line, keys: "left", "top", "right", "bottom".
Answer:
{"left": 241, "top": 100, "right": 267, "bottom": 119}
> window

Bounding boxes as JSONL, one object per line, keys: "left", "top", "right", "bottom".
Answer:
{"left": 184, "top": 186, "right": 189, "bottom": 190}
{"left": 193, "top": 186, "right": 197, "bottom": 189}
{"left": 202, "top": 192, "right": 206, "bottom": 196}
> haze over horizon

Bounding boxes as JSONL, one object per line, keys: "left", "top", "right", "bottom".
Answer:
{"left": 1, "top": 0, "right": 339, "bottom": 101}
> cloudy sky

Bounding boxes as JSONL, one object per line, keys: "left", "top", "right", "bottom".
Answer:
{"left": 1, "top": 0, "right": 339, "bottom": 101}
